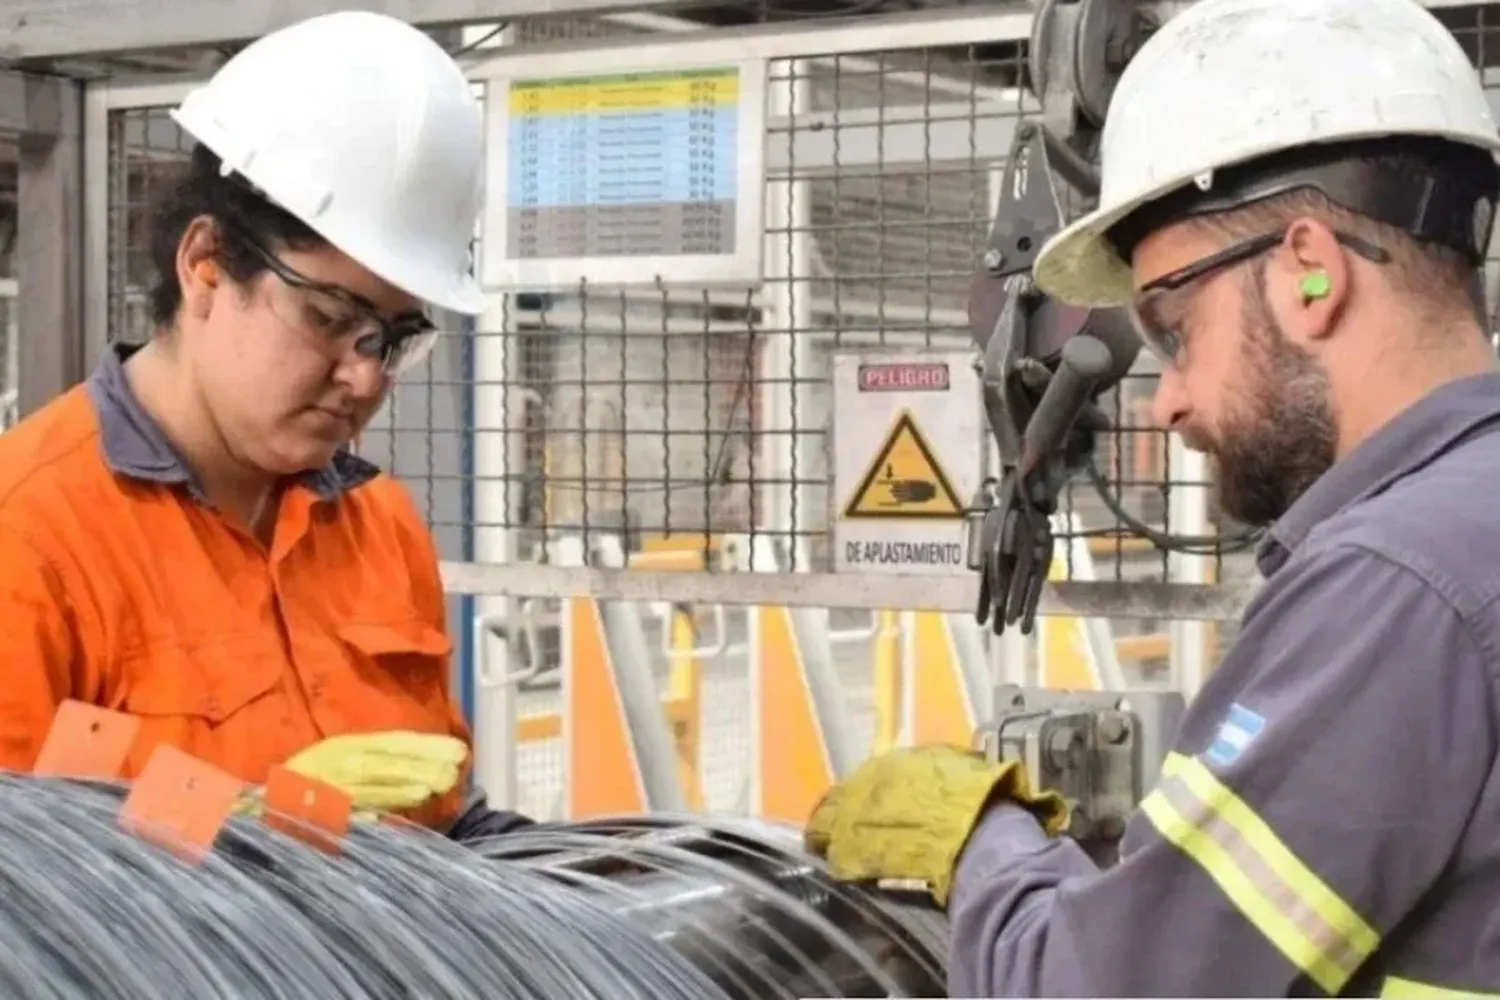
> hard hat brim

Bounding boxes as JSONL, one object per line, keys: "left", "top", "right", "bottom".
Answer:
{"left": 1034, "top": 129, "right": 1500, "bottom": 310}
{"left": 1031, "top": 199, "right": 1140, "bottom": 309}
{"left": 388, "top": 264, "right": 488, "bottom": 317}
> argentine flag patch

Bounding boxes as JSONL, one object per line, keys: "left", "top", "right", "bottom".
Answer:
{"left": 1205, "top": 702, "right": 1265, "bottom": 767}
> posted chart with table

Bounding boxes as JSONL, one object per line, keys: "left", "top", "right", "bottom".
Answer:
{"left": 505, "top": 68, "right": 742, "bottom": 261}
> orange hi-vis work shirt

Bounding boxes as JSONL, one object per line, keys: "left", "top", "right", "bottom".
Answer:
{"left": 0, "top": 343, "right": 472, "bottom": 830}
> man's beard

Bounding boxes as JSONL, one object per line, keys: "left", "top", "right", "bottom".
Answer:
{"left": 1195, "top": 264, "right": 1338, "bottom": 528}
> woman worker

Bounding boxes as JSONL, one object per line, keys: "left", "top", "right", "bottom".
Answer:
{"left": 0, "top": 11, "right": 530, "bottom": 840}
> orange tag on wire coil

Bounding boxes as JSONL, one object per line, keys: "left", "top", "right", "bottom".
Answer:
{"left": 263, "top": 765, "right": 352, "bottom": 852}
{"left": 119, "top": 744, "right": 244, "bottom": 864}
{"left": 32, "top": 701, "right": 139, "bottom": 780}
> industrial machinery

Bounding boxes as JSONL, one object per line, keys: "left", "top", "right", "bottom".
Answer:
{"left": 980, "top": 683, "right": 1186, "bottom": 863}
{"left": 963, "top": 0, "right": 1203, "bottom": 863}
{"left": 965, "top": 0, "right": 1145, "bottom": 637}
{"left": 964, "top": 0, "right": 1257, "bottom": 636}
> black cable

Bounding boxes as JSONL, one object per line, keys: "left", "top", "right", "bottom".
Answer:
{"left": 1083, "top": 457, "right": 1263, "bottom": 555}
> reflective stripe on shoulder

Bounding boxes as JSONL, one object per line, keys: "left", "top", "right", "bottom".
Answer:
{"left": 1382, "top": 977, "right": 1500, "bottom": 998}
{"left": 1140, "top": 751, "right": 1380, "bottom": 995}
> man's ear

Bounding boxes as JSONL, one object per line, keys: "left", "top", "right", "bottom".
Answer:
{"left": 1276, "top": 216, "right": 1349, "bottom": 344}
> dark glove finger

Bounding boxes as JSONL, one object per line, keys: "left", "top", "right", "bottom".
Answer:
{"left": 975, "top": 546, "right": 994, "bottom": 627}
{"left": 1005, "top": 524, "right": 1036, "bottom": 628}
{"left": 992, "top": 517, "right": 1019, "bottom": 630}
{"left": 1019, "top": 534, "right": 1052, "bottom": 634}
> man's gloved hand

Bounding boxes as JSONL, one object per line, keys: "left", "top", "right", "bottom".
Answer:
{"left": 280, "top": 731, "right": 469, "bottom": 812}
{"left": 803, "top": 744, "right": 1070, "bottom": 907}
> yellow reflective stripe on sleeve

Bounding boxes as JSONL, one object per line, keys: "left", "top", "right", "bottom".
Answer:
{"left": 1141, "top": 752, "right": 1380, "bottom": 995}
{"left": 1382, "top": 976, "right": 1500, "bottom": 998}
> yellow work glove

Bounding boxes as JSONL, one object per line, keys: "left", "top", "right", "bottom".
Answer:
{"left": 280, "top": 731, "right": 469, "bottom": 812}
{"left": 235, "top": 731, "right": 468, "bottom": 821}
{"left": 803, "top": 744, "right": 1070, "bottom": 908}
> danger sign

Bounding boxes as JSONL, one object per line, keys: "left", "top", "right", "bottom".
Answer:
{"left": 831, "top": 350, "right": 984, "bottom": 577}
{"left": 843, "top": 412, "right": 964, "bottom": 519}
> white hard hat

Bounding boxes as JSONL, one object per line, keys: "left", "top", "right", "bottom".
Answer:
{"left": 1032, "top": 0, "right": 1500, "bottom": 308}
{"left": 171, "top": 11, "right": 487, "bottom": 315}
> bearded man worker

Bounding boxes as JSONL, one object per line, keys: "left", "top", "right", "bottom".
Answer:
{"left": 804, "top": 0, "right": 1500, "bottom": 995}
{"left": 0, "top": 12, "right": 530, "bottom": 840}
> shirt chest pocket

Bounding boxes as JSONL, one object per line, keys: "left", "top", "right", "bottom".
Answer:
{"left": 330, "top": 619, "right": 455, "bottom": 725}
{"left": 122, "top": 638, "right": 284, "bottom": 721}
{"left": 118, "top": 637, "right": 287, "bottom": 775}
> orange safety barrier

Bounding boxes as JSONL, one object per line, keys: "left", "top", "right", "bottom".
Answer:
{"left": 750, "top": 603, "right": 841, "bottom": 825}
{"left": 543, "top": 536, "right": 711, "bottom": 818}
{"left": 903, "top": 612, "right": 978, "bottom": 748}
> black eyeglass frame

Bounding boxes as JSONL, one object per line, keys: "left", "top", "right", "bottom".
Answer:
{"left": 1130, "top": 227, "right": 1391, "bottom": 364}
{"left": 226, "top": 226, "right": 438, "bottom": 374}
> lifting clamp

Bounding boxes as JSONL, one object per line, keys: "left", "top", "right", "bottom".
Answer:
{"left": 963, "top": 0, "right": 1151, "bottom": 635}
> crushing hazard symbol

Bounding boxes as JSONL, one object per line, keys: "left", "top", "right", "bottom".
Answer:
{"left": 843, "top": 410, "right": 964, "bottom": 519}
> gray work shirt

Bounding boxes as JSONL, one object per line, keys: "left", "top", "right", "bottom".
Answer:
{"left": 949, "top": 372, "right": 1500, "bottom": 998}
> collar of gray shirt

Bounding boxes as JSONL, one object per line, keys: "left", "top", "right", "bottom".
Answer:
{"left": 85, "top": 341, "right": 379, "bottom": 506}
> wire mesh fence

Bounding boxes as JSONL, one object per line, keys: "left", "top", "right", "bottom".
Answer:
{"left": 472, "top": 19, "right": 1222, "bottom": 586}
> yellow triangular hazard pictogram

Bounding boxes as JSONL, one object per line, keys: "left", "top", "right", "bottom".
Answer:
{"left": 844, "top": 410, "right": 964, "bottom": 520}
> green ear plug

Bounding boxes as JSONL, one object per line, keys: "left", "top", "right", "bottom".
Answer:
{"left": 1300, "top": 271, "right": 1331, "bottom": 301}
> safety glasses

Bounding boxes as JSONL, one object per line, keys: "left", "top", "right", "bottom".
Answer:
{"left": 233, "top": 231, "right": 441, "bottom": 378}
{"left": 1129, "top": 228, "right": 1390, "bottom": 365}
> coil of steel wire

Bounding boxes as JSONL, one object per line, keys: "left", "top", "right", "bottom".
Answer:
{"left": 0, "top": 776, "right": 947, "bottom": 999}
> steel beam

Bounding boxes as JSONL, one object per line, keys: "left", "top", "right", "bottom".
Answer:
{"left": 14, "top": 71, "right": 84, "bottom": 417}
{"left": 0, "top": 0, "right": 699, "bottom": 61}
{"left": 440, "top": 561, "right": 1259, "bottom": 622}
{"left": 1, "top": 0, "right": 1492, "bottom": 66}
{"left": 0, "top": 70, "right": 67, "bottom": 134}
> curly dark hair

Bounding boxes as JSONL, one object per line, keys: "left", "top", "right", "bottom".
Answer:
{"left": 147, "top": 142, "right": 327, "bottom": 327}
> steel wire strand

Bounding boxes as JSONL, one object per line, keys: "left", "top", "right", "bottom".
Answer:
{"left": 212, "top": 816, "right": 486, "bottom": 997}
{"left": 483, "top": 825, "right": 851, "bottom": 998}
{"left": 0, "top": 775, "right": 248, "bottom": 999}
{"left": 0, "top": 776, "right": 373, "bottom": 1000}
{"left": 0, "top": 777, "right": 753, "bottom": 1000}
{"left": 319, "top": 820, "right": 734, "bottom": 1000}
{"left": 478, "top": 815, "right": 947, "bottom": 999}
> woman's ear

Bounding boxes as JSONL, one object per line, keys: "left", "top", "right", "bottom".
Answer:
{"left": 176, "top": 216, "right": 222, "bottom": 320}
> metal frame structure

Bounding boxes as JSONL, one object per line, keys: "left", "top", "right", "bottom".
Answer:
{"left": 1, "top": 0, "right": 1483, "bottom": 61}
{"left": 0, "top": 0, "right": 698, "bottom": 59}
{"left": 7, "top": 70, "right": 83, "bottom": 418}
{"left": 442, "top": 559, "right": 1258, "bottom": 620}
